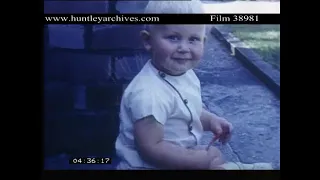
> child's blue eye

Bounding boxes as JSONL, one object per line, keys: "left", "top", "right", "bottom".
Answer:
{"left": 167, "top": 35, "right": 179, "bottom": 41}
{"left": 189, "top": 37, "right": 201, "bottom": 42}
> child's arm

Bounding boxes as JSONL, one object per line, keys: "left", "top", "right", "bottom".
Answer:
{"left": 134, "top": 115, "right": 217, "bottom": 170}
{"left": 200, "top": 108, "right": 221, "bottom": 131}
{"left": 200, "top": 107, "right": 233, "bottom": 144}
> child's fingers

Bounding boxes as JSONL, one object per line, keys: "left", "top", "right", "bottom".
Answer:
{"left": 220, "top": 133, "right": 232, "bottom": 144}
{"left": 222, "top": 122, "right": 233, "bottom": 134}
{"left": 212, "top": 125, "right": 223, "bottom": 137}
{"left": 206, "top": 136, "right": 220, "bottom": 151}
{"left": 219, "top": 123, "right": 233, "bottom": 144}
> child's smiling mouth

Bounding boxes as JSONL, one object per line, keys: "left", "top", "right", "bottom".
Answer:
{"left": 172, "top": 58, "right": 192, "bottom": 65}
{"left": 172, "top": 58, "right": 192, "bottom": 61}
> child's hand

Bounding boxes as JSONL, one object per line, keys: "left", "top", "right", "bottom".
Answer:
{"left": 209, "top": 116, "right": 233, "bottom": 144}
{"left": 206, "top": 146, "right": 225, "bottom": 170}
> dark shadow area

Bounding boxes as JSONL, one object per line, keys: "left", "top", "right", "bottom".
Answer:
{"left": 44, "top": 1, "right": 108, "bottom": 14}
{"left": 44, "top": 24, "right": 148, "bottom": 169}
{"left": 92, "top": 25, "right": 144, "bottom": 50}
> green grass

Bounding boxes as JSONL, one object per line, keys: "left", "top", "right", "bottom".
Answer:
{"left": 227, "top": 25, "right": 280, "bottom": 70}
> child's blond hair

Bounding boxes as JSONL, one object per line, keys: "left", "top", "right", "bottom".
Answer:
{"left": 143, "top": 0, "right": 205, "bottom": 31}
{"left": 144, "top": 0, "right": 204, "bottom": 14}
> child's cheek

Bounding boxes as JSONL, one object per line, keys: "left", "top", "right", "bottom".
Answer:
{"left": 158, "top": 46, "right": 173, "bottom": 59}
{"left": 193, "top": 46, "right": 204, "bottom": 60}
{"left": 154, "top": 47, "right": 169, "bottom": 60}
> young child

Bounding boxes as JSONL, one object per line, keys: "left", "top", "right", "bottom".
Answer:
{"left": 115, "top": 0, "right": 273, "bottom": 170}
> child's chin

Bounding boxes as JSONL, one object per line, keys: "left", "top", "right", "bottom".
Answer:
{"left": 171, "top": 66, "right": 191, "bottom": 74}
{"left": 163, "top": 61, "right": 193, "bottom": 74}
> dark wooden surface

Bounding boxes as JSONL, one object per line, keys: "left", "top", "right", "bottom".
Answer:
{"left": 92, "top": 25, "right": 145, "bottom": 50}
{"left": 44, "top": 2, "right": 148, "bottom": 157}
{"left": 44, "top": 109, "right": 120, "bottom": 156}
{"left": 44, "top": 1, "right": 107, "bottom": 14}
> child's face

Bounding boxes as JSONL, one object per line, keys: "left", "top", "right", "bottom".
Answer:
{"left": 142, "top": 25, "right": 206, "bottom": 75}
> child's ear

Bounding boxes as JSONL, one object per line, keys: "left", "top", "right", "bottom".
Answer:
{"left": 140, "top": 30, "right": 152, "bottom": 51}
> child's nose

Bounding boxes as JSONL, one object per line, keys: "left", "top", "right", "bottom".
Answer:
{"left": 177, "top": 42, "right": 190, "bottom": 53}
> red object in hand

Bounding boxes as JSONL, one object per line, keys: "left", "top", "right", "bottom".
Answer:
{"left": 206, "top": 136, "right": 220, "bottom": 151}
